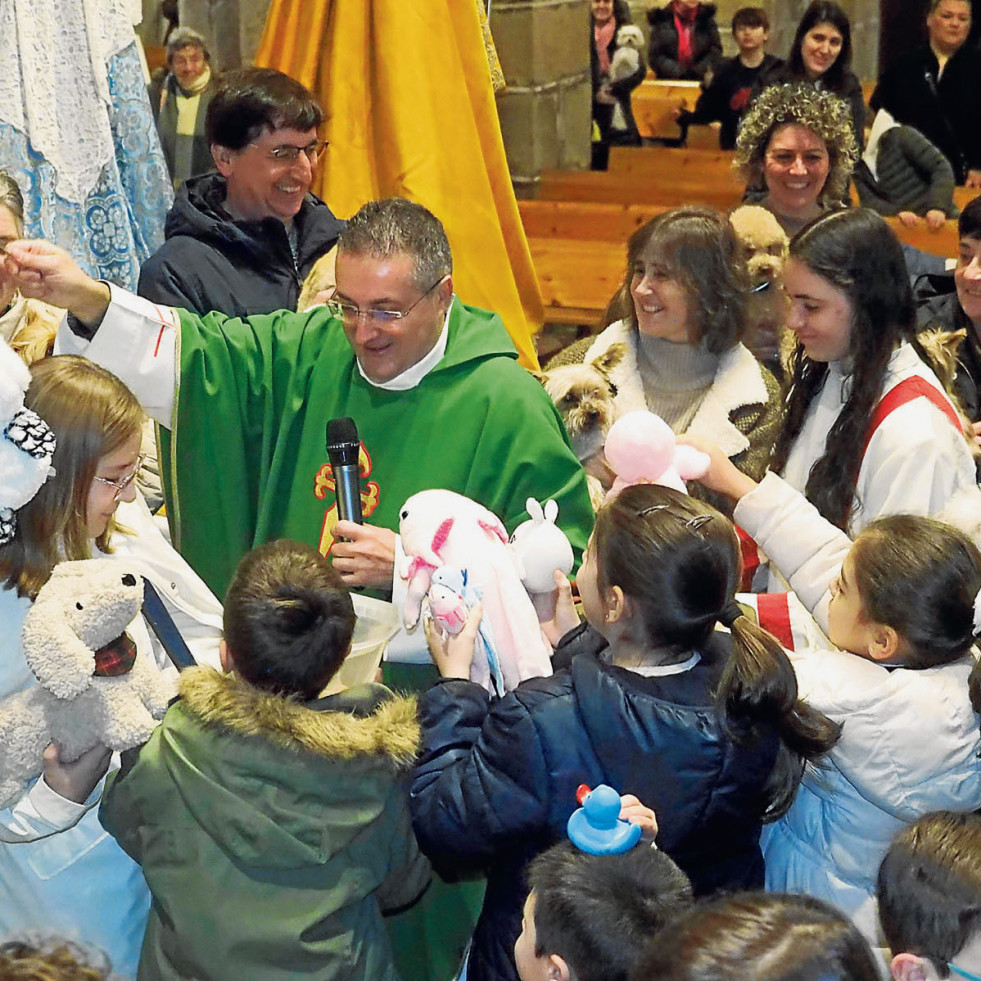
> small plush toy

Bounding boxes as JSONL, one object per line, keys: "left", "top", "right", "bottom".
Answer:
{"left": 399, "top": 489, "right": 552, "bottom": 692}
{"left": 567, "top": 783, "right": 643, "bottom": 856}
{"left": 0, "top": 336, "right": 56, "bottom": 545}
{"left": 428, "top": 566, "right": 504, "bottom": 694}
{"left": 0, "top": 558, "right": 173, "bottom": 808}
{"left": 603, "top": 411, "right": 711, "bottom": 501}
{"left": 509, "top": 498, "right": 575, "bottom": 620}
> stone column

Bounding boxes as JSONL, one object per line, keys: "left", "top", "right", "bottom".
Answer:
{"left": 490, "top": 0, "right": 593, "bottom": 194}
{"left": 177, "top": 0, "right": 260, "bottom": 71}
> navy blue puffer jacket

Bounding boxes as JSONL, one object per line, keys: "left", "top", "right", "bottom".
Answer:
{"left": 410, "top": 624, "right": 781, "bottom": 981}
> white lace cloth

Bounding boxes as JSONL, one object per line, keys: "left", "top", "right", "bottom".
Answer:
{"left": 0, "top": 0, "right": 142, "bottom": 204}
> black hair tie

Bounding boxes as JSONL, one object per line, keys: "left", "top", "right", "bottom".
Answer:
{"left": 718, "top": 602, "right": 743, "bottom": 628}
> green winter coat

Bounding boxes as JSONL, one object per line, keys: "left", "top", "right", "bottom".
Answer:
{"left": 100, "top": 668, "right": 429, "bottom": 981}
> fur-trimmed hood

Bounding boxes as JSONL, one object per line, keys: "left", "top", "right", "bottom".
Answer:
{"left": 115, "top": 667, "right": 422, "bottom": 869}
{"left": 179, "top": 665, "right": 419, "bottom": 766}
{"left": 585, "top": 320, "right": 771, "bottom": 459}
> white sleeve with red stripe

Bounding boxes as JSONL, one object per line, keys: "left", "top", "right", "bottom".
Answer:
{"left": 736, "top": 590, "right": 831, "bottom": 653}
{"left": 54, "top": 283, "right": 179, "bottom": 428}
{"left": 734, "top": 472, "right": 853, "bottom": 636}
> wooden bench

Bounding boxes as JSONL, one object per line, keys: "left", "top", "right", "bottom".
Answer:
{"left": 526, "top": 238, "right": 625, "bottom": 327}
{"left": 884, "top": 217, "right": 959, "bottom": 260}
{"left": 519, "top": 199, "right": 666, "bottom": 243}
{"left": 955, "top": 186, "right": 979, "bottom": 211}
{"left": 537, "top": 170, "right": 743, "bottom": 210}
{"left": 631, "top": 80, "right": 702, "bottom": 141}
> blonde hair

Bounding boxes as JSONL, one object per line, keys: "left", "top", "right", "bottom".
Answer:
{"left": 0, "top": 357, "right": 145, "bottom": 597}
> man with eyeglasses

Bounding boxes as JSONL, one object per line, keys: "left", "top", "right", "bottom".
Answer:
{"left": 138, "top": 67, "right": 344, "bottom": 318}
{"left": 5, "top": 199, "right": 593, "bottom": 655}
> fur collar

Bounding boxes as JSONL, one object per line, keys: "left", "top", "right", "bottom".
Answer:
{"left": 586, "top": 320, "right": 769, "bottom": 457}
{"left": 178, "top": 666, "right": 419, "bottom": 767}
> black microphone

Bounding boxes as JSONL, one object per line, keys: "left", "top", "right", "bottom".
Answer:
{"left": 326, "top": 417, "right": 363, "bottom": 525}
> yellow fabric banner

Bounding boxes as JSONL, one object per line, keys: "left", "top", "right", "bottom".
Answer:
{"left": 255, "top": 0, "right": 543, "bottom": 369}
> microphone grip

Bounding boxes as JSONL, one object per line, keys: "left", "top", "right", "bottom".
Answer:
{"left": 333, "top": 462, "right": 363, "bottom": 525}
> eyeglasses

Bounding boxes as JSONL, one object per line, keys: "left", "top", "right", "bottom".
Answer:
{"left": 326, "top": 277, "right": 446, "bottom": 325}
{"left": 249, "top": 140, "right": 329, "bottom": 165}
{"left": 93, "top": 453, "right": 145, "bottom": 501}
{"left": 949, "top": 964, "right": 981, "bottom": 981}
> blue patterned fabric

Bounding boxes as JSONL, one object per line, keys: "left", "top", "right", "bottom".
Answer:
{"left": 0, "top": 40, "right": 172, "bottom": 290}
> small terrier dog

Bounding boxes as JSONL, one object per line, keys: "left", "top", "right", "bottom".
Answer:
{"left": 917, "top": 326, "right": 980, "bottom": 458}
{"left": 536, "top": 343, "right": 625, "bottom": 508}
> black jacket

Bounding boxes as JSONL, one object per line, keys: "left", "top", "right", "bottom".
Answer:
{"left": 681, "top": 53, "right": 784, "bottom": 149}
{"left": 410, "top": 625, "right": 781, "bottom": 981}
{"left": 137, "top": 172, "right": 345, "bottom": 316}
{"left": 647, "top": 3, "right": 722, "bottom": 81}
{"left": 872, "top": 44, "right": 981, "bottom": 184}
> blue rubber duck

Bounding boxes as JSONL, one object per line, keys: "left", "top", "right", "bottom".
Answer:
{"left": 566, "top": 783, "right": 642, "bottom": 855}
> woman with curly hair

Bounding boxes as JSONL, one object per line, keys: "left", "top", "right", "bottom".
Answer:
{"left": 546, "top": 206, "right": 782, "bottom": 514}
{"left": 735, "top": 83, "right": 857, "bottom": 236}
{"left": 771, "top": 207, "right": 976, "bottom": 537}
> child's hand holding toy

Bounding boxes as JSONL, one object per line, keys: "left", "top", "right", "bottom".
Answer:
{"left": 424, "top": 602, "right": 483, "bottom": 681}
{"left": 677, "top": 433, "right": 759, "bottom": 502}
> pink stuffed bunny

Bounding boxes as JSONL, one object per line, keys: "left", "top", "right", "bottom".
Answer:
{"left": 603, "top": 411, "right": 710, "bottom": 500}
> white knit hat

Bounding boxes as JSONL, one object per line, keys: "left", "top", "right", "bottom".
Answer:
{"left": 0, "top": 338, "right": 55, "bottom": 544}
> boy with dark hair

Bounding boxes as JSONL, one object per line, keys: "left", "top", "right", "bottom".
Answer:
{"left": 878, "top": 811, "right": 981, "bottom": 981}
{"left": 513, "top": 841, "right": 693, "bottom": 981}
{"left": 677, "top": 7, "right": 783, "bottom": 149}
{"left": 100, "top": 539, "right": 429, "bottom": 981}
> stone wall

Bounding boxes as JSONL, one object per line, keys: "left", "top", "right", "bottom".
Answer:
{"left": 490, "top": 0, "right": 593, "bottom": 193}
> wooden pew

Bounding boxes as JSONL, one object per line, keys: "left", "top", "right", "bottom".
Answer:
{"left": 519, "top": 200, "right": 666, "bottom": 243}
{"left": 526, "top": 238, "right": 625, "bottom": 327}
{"left": 955, "top": 186, "right": 979, "bottom": 211}
{"left": 607, "top": 145, "right": 738, "bottom": 179}
{"left": 631, "top": 80, "right": 702, "bottom": 141}
{"left": 537, "top": 170, "right": 743, "bottom": 210}
{"left": 884, "top": 217, "right": 958, "bottom": 260}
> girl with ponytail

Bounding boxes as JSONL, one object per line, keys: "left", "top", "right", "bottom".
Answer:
{"left": 409, "top": 485, "right": 837, "bottom": 981}
{"left": 686, "top": 435, "right": 981, "bottom": 949}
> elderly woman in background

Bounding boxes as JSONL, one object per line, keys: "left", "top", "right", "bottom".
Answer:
{"left": 153, "top": 28, "right": 217, "bottom": 189}
{"left": 547, "top": 206, "right": 781, "bottom": 511}
{"left": 736, "top": 83, "right": 856, "bottom": 237}
{"left": 871, "top": 0, "right": 981, "bottom": 189}
{"left": 0, "top": 171, "right": 59, "bottom": 364}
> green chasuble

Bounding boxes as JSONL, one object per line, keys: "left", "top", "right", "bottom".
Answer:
{"left": 158, "top": 298, "right": 593, "bottom": 600}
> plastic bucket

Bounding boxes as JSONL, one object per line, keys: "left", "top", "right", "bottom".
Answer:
{"left": 322, "top": 593, "right": 401, "bottom": 694}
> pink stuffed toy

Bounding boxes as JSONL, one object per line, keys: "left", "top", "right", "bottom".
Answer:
{"left": 398, "top": 489, "right": 552, "bottom": 693}
{"left": 603, "top": 411, "right": 711, "bottom": 500}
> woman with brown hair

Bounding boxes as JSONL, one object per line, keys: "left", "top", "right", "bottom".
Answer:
{"left": 548, "top": 206, "right": 781, "bottom": 510}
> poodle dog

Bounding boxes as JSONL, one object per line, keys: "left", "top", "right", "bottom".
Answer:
{"left": 729, "top": 205, "right": 790, "bottom": 371}
{"left": 536, "top": 343, "right": 625, "bottom": 508}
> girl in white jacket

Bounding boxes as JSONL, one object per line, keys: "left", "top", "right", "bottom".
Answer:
{"left": 771, "top": 207, "right": 976, "bottom": 538}
{"left": 685, "top": 436, "right": 981, "bottom": 947}
{"left": 0, "top": 354, "right": 222, "bottom": 977}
